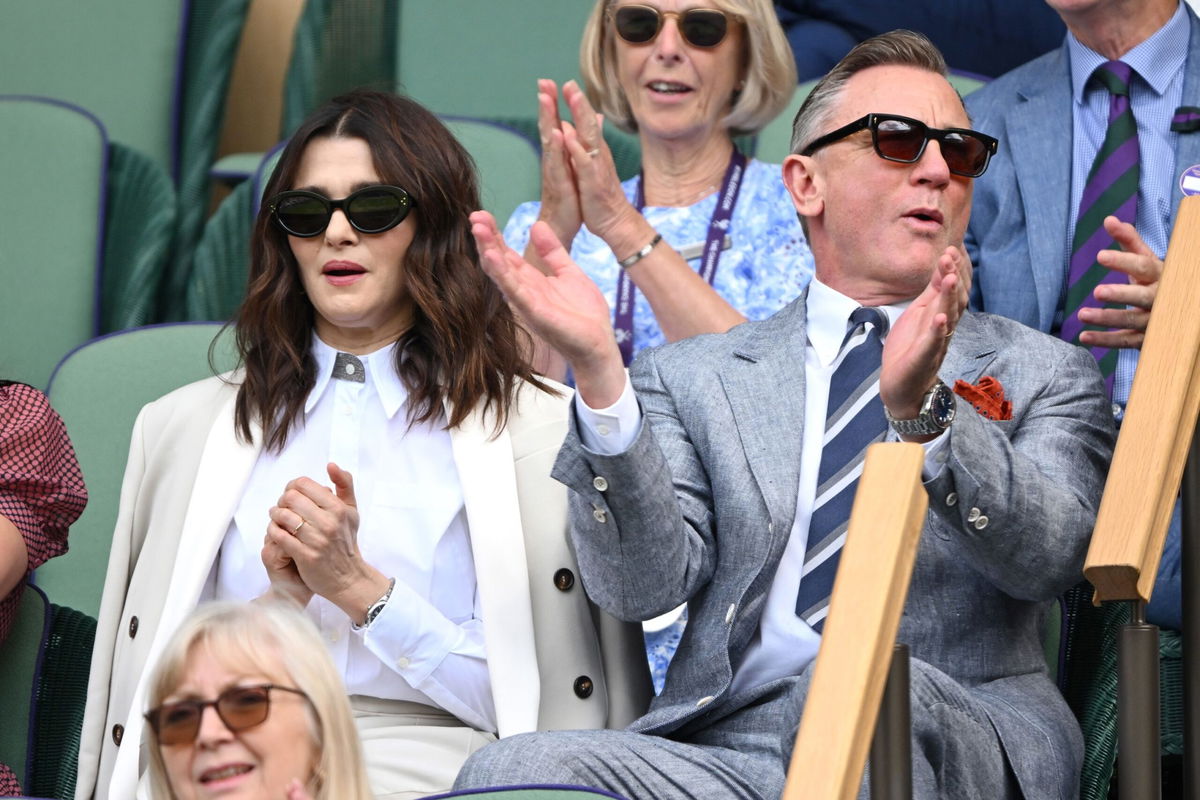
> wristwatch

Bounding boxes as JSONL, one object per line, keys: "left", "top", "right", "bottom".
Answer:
{"left": 884, "top": 379, "right": 956, "bottom": 436}
{"left": 351, "top": 577, "right": 395, "bottom": 632}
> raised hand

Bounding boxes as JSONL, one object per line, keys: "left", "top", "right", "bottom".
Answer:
{"left": 471, "top": 210, "right": 627, "bottom": 406}
{"left": 534, "top": 79, "right": 584, "bottom": 249}
{"left": 1078, "top": 215, "right": 1161, "bottom": 350}
{"left": 265, "top": 462, "right": 390, "bottom": 625}
{"left": 880, "top": 245, "right": 970, "bottom": 434}
{"left": 559, "top": 80, "right": 644, "bottom": 249}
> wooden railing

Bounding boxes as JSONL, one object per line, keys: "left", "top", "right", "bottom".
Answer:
{"left": 784, "top": 442, "right": 927, "bottom": 800}
{"left": 1082, "top": 194, "right": 1200, "bottom": 799}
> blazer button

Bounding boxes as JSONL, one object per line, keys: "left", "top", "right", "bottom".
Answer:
{"left": 128, "top": 616, "right": 139, "bottom": 638}
{"left": 592, "top": 503, "right": 607, "bottom": 524}
{"left": 945, "top": 492, "right": 958, "bottom": 507}
{"left": 974, "top": 515, "right": 989, "bottom": 530}
{"left": 725, "top": 603, "right": 736, "bottom": 624}
{"left": 696, "top": 695, "right": 715, "bottom": 708}
{"left": 967, "top": 507, "right": 981, "bottom": 522}
{"left": 593, "top": 476, "right": 608, "bottom": 492}
{"left": 554, "top": 568, "right": 575, "bottom": 591}
{"left": 573, "top": 676, "right": 594, "bottom": 698}
{"left": 112, "top": 724, "right": 124, "bottom": 746}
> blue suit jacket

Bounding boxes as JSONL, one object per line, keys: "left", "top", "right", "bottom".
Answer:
{"left": 964, "top": 9, "right": 1200, "bottom": 631}
{"left": 964, "top": 7, "right": 1200, "bottom": 329}
{"left": 554, "top": 297, "right": 1115, "bottom": 800}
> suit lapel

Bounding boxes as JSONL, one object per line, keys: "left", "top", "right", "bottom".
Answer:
{"left": 941, "top": 313, "right": 999, "bottom": 384}
{"left": 169, "top": 391, "right": 262, "bottom": 619}
{"left": 719, "top": 295, "right": 807, "bottom": 533}
{"left": 447, "top": 400, "right": 540, "bottom": 737}
{"left": 1171, "top": 10, "right": 1200, "bottom": 219}
{"left": 116, "top": 390, "right": 262, "bottom": 789}
{"left": 1010, "top": 47, "right": 1074, "bottom": 332}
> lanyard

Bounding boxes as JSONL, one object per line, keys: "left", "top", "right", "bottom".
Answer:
{"left": 613, "top": 149, "right": 747, "bottom": 365}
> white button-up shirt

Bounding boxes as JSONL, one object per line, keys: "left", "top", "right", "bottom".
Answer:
{"left": 211, "top": 336, "right": 497, "bottom": 731}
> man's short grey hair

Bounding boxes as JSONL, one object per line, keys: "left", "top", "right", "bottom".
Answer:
{"left": 789, "top": 30, "right": 950, "bottom": 156}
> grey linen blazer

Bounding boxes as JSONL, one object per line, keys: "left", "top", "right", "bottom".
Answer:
{"left": 552, "top": 293, "right": 1116, "bottom": 800}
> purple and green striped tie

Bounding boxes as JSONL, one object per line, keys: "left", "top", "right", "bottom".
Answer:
{"left": 795, "top": 307, "right": 888, "bottom": 632}
{"left": 1062, "top": 60, "right": 1139, "bottom": 396}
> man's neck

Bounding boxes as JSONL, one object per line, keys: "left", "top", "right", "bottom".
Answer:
{"left": 1061, "top": 0, "right": 1178, "bottom": 59}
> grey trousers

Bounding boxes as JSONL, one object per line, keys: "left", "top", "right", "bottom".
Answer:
{"left": 454, "top": 659, "right": 1021, "bottom": 800}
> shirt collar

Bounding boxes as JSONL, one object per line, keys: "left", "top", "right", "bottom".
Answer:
{"left": 1068, "top": 1, "right": 1188, "bottom": 102}
{"left": 806, "top": 278, "right": 910, "bottom": 368}
{"left": 305, "top": 335, "right": 408, "bottom": 418}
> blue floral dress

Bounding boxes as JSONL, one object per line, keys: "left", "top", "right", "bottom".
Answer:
{"left": 504, "top": 158, "right": 815, "bottom": 693}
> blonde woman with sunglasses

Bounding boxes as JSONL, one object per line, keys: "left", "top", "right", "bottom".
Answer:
{"left": 143, "top": 601, "right": 371, "bottom": 800}
{"left": 499, "top": 0, "right": 811, "bottom": 692}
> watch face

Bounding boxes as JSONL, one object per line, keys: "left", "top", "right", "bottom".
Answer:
{"left": 931, "top": 383, "right": 956, "bottom": 427}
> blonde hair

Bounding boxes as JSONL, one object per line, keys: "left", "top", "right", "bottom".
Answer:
{"left": 145, "top": 601, "right": 372, "bottom": 800}
{"left": 579, "top": 0, "right": 797, "bottom": 136}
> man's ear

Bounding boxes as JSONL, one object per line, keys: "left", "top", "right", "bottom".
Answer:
{"left": 782, "top": 153, "right": 823, "bottom": 220}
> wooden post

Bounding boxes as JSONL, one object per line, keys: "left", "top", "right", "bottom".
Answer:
{"left": 784, "top": 442, "right": 927, "bottom": 800}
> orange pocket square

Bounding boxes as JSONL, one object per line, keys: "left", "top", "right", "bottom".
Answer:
{"left": 953, "top": 376, "right": 1012, "bottom": 421}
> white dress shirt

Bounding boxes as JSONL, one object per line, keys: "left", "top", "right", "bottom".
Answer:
{"left": 576, "top": 279, "right": 948, "bottom": 693}
{"left": 211, "top": 336, "right": 497, "bottom": 732}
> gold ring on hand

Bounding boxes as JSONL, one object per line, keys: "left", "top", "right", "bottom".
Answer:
{"left": 291, "top": 518, "right": 308, "bottom": 535}
{"left": 586, "top": 147, "right": 601, "bottom": 158}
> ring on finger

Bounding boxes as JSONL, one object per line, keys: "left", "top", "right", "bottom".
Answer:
{"left": 291, "top": 518, "right": 308, "bottom": 535}
{"left": 586, "top": 147, "right": 601, "bottom": 158}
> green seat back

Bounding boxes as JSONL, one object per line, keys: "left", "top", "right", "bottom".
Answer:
{"left": 0, "top": 97, "right": 105, "bottom": 390}
{"left": 444, "top": 118, "right": 542, "bottom": 225}
{"left": 394, "top": 0, "right": 592, "bottom": 119}
{"left": 39, "top": 324, "right": 239, "bottom": 617}
{"left": 0, "top": 2, "right": 184, "bottom": 176}
{"left": 0, "top": 584, "right": 50, "bottom": 790}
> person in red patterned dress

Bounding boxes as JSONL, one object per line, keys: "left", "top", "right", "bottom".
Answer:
{"left": 0, "top": 380, "right": 88, "bottom": 796}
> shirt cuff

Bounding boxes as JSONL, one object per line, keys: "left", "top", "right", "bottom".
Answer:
{"left": 886, "top": 427, "right": 951, "bottom": 481}
{"left": 355, "top": 579, "right": 484, "bottom": 686}
{"left": 575, "top": 371, "right": 642, "bottom": 454}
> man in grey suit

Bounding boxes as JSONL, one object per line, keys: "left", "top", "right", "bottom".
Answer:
{"left": 456, "top": 30, "right": 1115, "bottom": 800}
{"left": 965, "top": 0, "right": 1196, "bottom": 631}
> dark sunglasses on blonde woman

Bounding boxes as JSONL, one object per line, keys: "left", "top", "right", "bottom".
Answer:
{"left": 145, "top": 684, "right": 311, "bottom": 745}
{"left": 612, "top": 4, "right": 733, "bottom": 48}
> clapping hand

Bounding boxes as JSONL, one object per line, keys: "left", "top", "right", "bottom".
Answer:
{"left": 471, "top": 211, "right": 627, "bottom": 406}
{"left": 1077, "top": 216, "right": 1162, "bottom": 350}
{"left": 880, "top": 245, "right": 971, "bottom": 437}
{"left": 264, "top": 462, "right": 389, "bottom": 624}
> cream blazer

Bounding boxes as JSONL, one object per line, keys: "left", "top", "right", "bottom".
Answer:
{"left": 75, "top": 373, "right": 650, "bottom": 800}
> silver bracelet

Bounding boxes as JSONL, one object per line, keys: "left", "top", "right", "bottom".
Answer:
{"left": 617, "top": 232, "right": 663, "bottom": 269}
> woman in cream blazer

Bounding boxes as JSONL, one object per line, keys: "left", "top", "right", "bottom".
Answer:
{"left": 75, "top": 90, "right": 648, "bottom": 800}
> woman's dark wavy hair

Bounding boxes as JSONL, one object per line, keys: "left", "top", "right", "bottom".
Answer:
{"left": 232, "top": 89, "right": 550, "bottom": 451}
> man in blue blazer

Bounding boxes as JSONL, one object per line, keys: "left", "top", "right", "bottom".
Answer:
{"left": 965, "top": 0, "right": 1197, "bottom": 630}
{"left": 455, "top": 31, "right": 1114, "bottom": 800}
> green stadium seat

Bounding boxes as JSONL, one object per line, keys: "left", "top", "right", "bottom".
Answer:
{"left": 0, "top": 97, "right": 106, "bottom": 390}
{"left": 0, "top": 0, "right": 253, "bottom": 323}
{"left": 38, "top": 324, "right": 239, "bottom": 617}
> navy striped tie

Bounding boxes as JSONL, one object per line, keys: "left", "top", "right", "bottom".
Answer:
{"left": 796, "top": 307, "right": 889, "bottom": 632}
{"left": 1061, "top": 60, "right": 1139, "bottom": 396}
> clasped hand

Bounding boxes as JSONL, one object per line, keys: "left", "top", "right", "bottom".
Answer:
{"left": 262, "top": 462, "right": 389, "bottom": 623}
